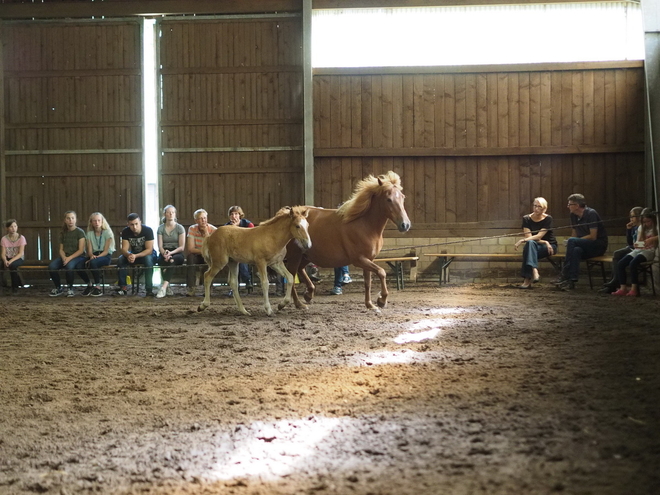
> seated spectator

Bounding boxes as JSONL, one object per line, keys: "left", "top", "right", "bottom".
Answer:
{"left": 599, "top": 206, "right": 643, "bottom": 293}
{"left": 156, "top": 205, "right": 185, "bottom": 298}
{"left": 83, "top": 212, "right": 115, "bottom": 297}
{"left": 186, "top": 209, "right": 216, "bottom": 297}
{"left": 1, "top": 219, "right": 27, "bottom": 295}
{"left": 613, "top": 210, "right": 658, "bottom": 296}
{"left": 514, "top": 197, "right": 557, "bottom": 289}
{"left": 557, "top": 194, "right": 608, "bottom": 291}
{"left": 225, "top": 205, "right": 254, "bottom": 291}
{"left": 48, "top": 211, "right": 89, "bottom": 297}
{"left": 331, "top": 266, "right": 352, "bottom": 295}
{"left": 116, "top": 213, "right": 157, "bottom": 296}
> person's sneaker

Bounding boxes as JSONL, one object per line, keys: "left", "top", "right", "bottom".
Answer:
{"left": 156, "top": 286, "right": 167, "bottom": 298}
{"left": 49, "top": 287, "right": 64, "bottom": 297}
{"left": 116, "top": 286, "right": 129, "bottom": 296}
{"left": 67, "top": 288, "right": 75, "bottom": 297}
{"left": 187, "top": 287, "right": 196, "bottom": 297}
{"left": 166, "top": 287, "right": 174, "bottom": 296}
{"left": 559, "top": 280, "right": 576, "bottom": 291}
{"left": 341, "top": 275, "right": 352, "bottom": 285}
{"left": 82, "top": 286, "right": 93, "bottom": 296}
{"left": 331, "top": 286, "right": 343, "bottom": 295}
{"left": 90, "top": 287, "right": 103, "bottom": 297}
{"left": 598, "top": 285, "right": 616, "bottom": 294}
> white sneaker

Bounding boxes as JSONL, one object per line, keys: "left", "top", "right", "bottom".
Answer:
{"left": 156, "top": 286, "right": 167, "bottom": 298}
{"left": 49, "top": 287, "right": 64, "bottom": 297}
{"left": 166, "top": 287, "right": 174, "bottom": 296}
{"left": 67, "top": 288, "right": 75, "bottom": 297}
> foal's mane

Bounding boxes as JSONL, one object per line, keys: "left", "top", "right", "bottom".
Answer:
{"left": 259, "top": 206, "right": 305, "bottom": 226}
{"left": 337, "top": 171, "right": 402, "bottom": 223}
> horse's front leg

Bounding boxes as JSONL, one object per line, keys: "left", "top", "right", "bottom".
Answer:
{"left": 198, "top": 259, "right": 225, "bottom": 312}
{"left": 256, "top": 263, "right": 274, "bottom": 316}
{"left": 357, "top": 259, "right": 388, "bottom": 311}
{"left": 298, "top": 266, "right": 316, "bottom": 304}
{"left": 285, "top": 258, "right": 307, "bottom": 310}
{"left": 270, "top": 262, "right": 294, "bottom": 311}
{"left": 228, "top": 262, "right": 249, "bottom": 316}
{"left": 362, "top": 269, "right": 374, "bottom": 309}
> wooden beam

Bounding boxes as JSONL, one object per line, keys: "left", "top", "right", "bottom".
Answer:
{"left": 313, "top": 0, "right": 627, "bottom": 7}
{"left": 314, "top": 61, "right": 644, "bottom": 76}
{"left": 314, "top": 145, "right": 645, "bottom": 158}
{"left": 0, "top": 1, "right": 302, "bottom": 19}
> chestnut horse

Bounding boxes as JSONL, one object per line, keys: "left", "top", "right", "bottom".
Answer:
{"left": 197, "top": 206, "right": 311, "bottom": 316}
{"left": 285, "top": 171, "right": 411, "bottom": 311}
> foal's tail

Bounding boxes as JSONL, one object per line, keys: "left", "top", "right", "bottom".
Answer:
{"left": 201, "top": 236, "right": 211, "bottom": 265}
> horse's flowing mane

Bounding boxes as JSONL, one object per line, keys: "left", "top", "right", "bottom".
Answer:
{"left": 337, "top": 171, "right": 402, "bottom": 223}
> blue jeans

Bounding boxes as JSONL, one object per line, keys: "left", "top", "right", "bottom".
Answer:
{"left": 334, "top": 266, "right": 349, "bottom": 288}
{"left": 87, "top": 254, "right": 112, "bottom": 285}
{"left": 1, "top": 258, "right": 24, "bottom": 288}
{"left": 49, "top": 256, "right": 89, "bottom": 287}
{"left": 617, "top": 253, "right": 648, "bottom": 286}
{"left": 117, "top": 251, "right": 157, "bottom": 291}
{"left": 563, "top": 237, "right": 607, "bottom": 281}
{"left": 521, "top": 241, "right": 558, "bottom": 279}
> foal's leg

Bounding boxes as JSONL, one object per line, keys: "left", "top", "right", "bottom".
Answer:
{"left": 198, "top": 258, "right": 225, "bottom": 312}
{"left": 255, "top": 261, "right": 274, "bottom": 316}
{"left": 270, "top": 262, "right": 294, "bottom": 311}
{"left": 285, "top": 255, "right": 307, "bottom": 310}
{"left": 227, "top": 261, "right": 249, "bottom": 316}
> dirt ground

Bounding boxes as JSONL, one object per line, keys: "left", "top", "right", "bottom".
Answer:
{"left": 1, "top": 279, "right": 659, "bottom": 495}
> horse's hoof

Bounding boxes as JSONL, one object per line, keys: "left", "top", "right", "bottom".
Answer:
{"left": 277, "top": 302, "right": 288, "bottom": 311}
{"left": 377, "top": 298, "right": 387, "bottom": 308}
{"left": 303, "top": 292, "right": 313, "bottom": 304}
{"left": 197, "top": 305, "right": 206, "bottom": 312}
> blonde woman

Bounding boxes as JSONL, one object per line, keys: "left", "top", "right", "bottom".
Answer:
{"left": 156, "top": 205, "right": 185, "bottom": 298}
{"left": 514, "top": 197, "right": 558, "bottom": 289}
{"left": 186, "top": 209, "right": 216, "bottom": 296}
{"left": 83, "top": 212, "right": 115, "bottom": 297}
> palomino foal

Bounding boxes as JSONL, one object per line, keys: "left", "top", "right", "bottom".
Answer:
{"left": 197, "top": 206, "right": 311, "bottom": 316}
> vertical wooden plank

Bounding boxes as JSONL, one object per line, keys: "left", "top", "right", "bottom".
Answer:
{"left": 454, "top": 74, "right": 466, "bottom": 148}
{"left": 486, "top": 73, "right": 498, "bottom": 148}
{"left": 518, "top": 72, "right": 530, "bottom": 148}
{"left": 579, "top": 70, "right": 593, "bottom": 146}
{"left": 433, "top": 74, "right": 446, "bottom": 148}
{"left": 392, "top": 75, "right": 404, "bottom": 148}
{"left": 572, "top": 71, "right": 584, "bottom": 145}
{"left": 497, "top": 73, "right": 509, "bottom": 147}
{"left": 371, "top": 76, "right": 383, "bottom": 149}
{"left": 382, "top": 75, "right": 394, "bottom": 148}
{"left": 476, "top": 74, "right": 487, "bottom": 148}
{"left": 444, "top": 75, "right": 455, "bottom": 149}
{"left": 465, "top": 73, "right": 477, "bottom": 149}
{"left": 402, "top": 75, "right": 414, "bottom": 148}
{"left": 604, "top": 70, "right": 616, "bottom": 145}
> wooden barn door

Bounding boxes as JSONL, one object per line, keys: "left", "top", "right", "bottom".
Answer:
{"left": 0, "top": 20, "right": 143, "bottom": 260}
{"left": 158, "top": 15, "right": 304, "bottom": 227}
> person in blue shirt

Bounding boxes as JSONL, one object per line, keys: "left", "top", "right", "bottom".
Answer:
{"left": 557, "top": 194, "right": 608, "bottom": 291}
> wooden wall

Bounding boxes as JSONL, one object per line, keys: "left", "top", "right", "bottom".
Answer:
{"left": 313, "top": 64, "right": 646, "bottom": 235}
{"left": 1, "top": 20, "right": 142, "bottom": 259}
{"left": 158, "top": 16, "right": 304, "bottom": 226}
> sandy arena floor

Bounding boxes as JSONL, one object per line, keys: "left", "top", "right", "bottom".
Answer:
{"left": 1, "top": 279, "right": 659, "bottom": 495}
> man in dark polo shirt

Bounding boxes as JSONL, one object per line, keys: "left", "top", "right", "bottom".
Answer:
{"left": 557, "top": 193, "right": 608, "bottom": 290}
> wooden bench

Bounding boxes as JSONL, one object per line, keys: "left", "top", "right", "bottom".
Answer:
{"left": 374, "top": 256, "right": 420, "bottom": 290}
{"left": 425, "top": 253, "right": 564, "bottom": 285}
{"left": 585, "top": 255, "right": 658, "bottom": 294}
